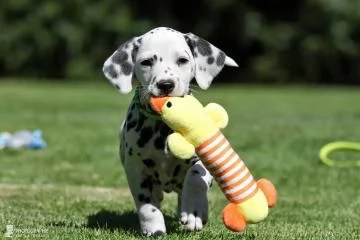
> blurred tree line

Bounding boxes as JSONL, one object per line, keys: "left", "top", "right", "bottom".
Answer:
{"left": 0, "top": 0, "right": 359, "bottom": 84}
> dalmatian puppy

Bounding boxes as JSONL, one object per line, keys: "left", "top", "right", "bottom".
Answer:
{"left": 103, "top": 27, "right": 238, "bottom": 236}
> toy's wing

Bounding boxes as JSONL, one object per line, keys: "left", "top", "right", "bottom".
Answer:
{"left": 167, "top": 132, "right": 195, "bottom": 160}
{"left": 204, "top": 103, "right": 229, "bottom": 129}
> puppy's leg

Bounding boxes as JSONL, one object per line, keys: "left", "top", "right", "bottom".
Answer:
{"left": 138, "top": 197, "right": 165, "bottom": 236}
{"left": 180, "top": 160, "right": 213, "bottom": 231}
{"left": 124, "top": 162, "right": 166, "bottom": 236}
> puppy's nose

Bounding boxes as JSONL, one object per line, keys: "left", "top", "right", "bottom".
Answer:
{"left": 157, "top": 79, "right": 175, "bottom": 94}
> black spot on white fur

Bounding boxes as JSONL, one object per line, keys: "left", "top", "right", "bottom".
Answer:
{"left": 207, "top": 56, "right": 215, "bottom": 64}
{"left": 126, "top": 121, "right": 137, "bottom": 132}
{"left": 113, "top": 84, "right": 121, "bottom": 90}
{"left": 153, "top": 171, "right": 161, "bottom": 185}
{"left": 192, "top": 170, "right": 200, "bottom": 175}
{"left": 172, "top": 164, "right": 181, "bottom": 177}
{"left": 112, "top": 51, "right": 128, "bottom": 64}
{"left": 127, "top": 112, "right": 133, "bottom": 122}
{"left": 136, "top": 114, "right": 146, "bottom": 132}
{"left": 104, "top": 65, "right": 118, "bottom": 79}
{"left": 154, "top": 122, "right": 172, "bottom": 150}
{"left": 138, "top": 194, "right": 145, "bottom": 202}
{"left": 138, "top": 194, "right": 151, "bottom": 203}
{"left": 154, "top": 137, "right": 164, "bottom": 150}
{"left": 121, "top": 62, "right": 133, "bottom": 76}
{"left": 140, "top": 176, "right": 153, "bottom": 192}
{"left": 131, "top": 45, "right": 138, "bottom": 62}
{"left": 196, "top": 38, "right": 212, "bottom": 56}
{"left": 143, "top": 158, "right": 156, "bottom": 168}
{"left": 216, "top": 51, "right": 226, "bottom": 66}
{"left": 151, "top": 76, "right": 157, "bottom": 84}
{"left": 137, "top": 127, "right": 153, "bottom": 147}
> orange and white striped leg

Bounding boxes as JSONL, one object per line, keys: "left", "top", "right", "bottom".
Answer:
{"left": 196, "top": 130, "right": 258, "bottom": 204}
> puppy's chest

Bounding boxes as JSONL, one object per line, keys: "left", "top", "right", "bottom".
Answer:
{"left": 121, "top": 104, "right": 191, "bottom": 185}
{"left": 122, "top": 103, "right": 171, "bottom": 157}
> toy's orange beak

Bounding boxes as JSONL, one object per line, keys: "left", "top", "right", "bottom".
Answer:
{"left": 150, "top": 97, "right": 169, "bottom": 114}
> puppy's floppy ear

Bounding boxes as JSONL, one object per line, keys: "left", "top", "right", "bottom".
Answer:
{"left": 102, "top": 36, "right": 142, "bottom": 94}
{"left": 184, "top": 33, "right": 238, "bottom": 90}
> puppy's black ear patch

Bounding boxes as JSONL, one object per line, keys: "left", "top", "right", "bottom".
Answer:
{"left": 184, "top": 32, "right": 238, "bottom": 90}
{"left": 103, "top": 64, "right": 118, "bottom": 79}
{"left": 112, "top": 51, "right": 128, "bottom": 64}
{"left": 103, "top": 36, "right": 142, "bottom": 94}
{"left": 216, "top": 52, "right": 226, "bottom": 66}
{"left": 196, "top": 38, "right": 212, "bottom": 56}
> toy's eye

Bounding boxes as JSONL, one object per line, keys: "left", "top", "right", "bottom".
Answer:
{"left": 140, "top": 59, "right": 153, "bottom": 67}
{"left": 166, "top": 101, "right": 172, "bottom": 108}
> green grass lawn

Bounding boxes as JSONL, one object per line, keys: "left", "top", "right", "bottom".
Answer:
{"left": 1, "top": 80, "right": 360, "bottom": 239}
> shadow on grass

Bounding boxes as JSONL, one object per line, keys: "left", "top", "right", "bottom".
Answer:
{"left": 86, "top": 209, "right": 181, "bottom": 234}
{"left": 86, "top": 209, "right": 139, "bottom": 232}
{"left": 48, "top": 209, "right": 180, "bottom": 236}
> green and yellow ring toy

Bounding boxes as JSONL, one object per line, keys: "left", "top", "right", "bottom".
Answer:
{"left": 319, "top": 141, "right": 360, "bottom": 168}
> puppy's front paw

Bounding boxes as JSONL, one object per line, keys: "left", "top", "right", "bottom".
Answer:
{"left": 180, "top": 208, "right": 207, "bottom": 231}
{"left": 139, "top": 204, "right": 166, "bottom": 236}
{"left": 180, "top": 190, "right": 208, "bottom": 231}
{"left": 179, "top": 162, "right": 212, "bottom": 231}
{"left": 142, "top": 229, "right": 166, "bottom": 237}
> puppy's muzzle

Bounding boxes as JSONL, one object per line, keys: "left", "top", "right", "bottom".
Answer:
{"left": 157, "top": 79, "right": 175, "bottom": 95}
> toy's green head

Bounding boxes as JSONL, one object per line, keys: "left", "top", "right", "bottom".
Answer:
{"left": 150, "top": 95, "right": 212, "bottom": 135}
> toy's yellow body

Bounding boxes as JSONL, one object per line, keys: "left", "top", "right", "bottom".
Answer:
{"left": 151, "top": 95, "right": 277, "bottom": 232}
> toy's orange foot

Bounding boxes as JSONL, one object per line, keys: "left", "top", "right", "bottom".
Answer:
{"left": 257, "top": 178, "right": 277, "bottom": 208}
{"left": 222, "top": 203, "right": 247, "bottom": 232}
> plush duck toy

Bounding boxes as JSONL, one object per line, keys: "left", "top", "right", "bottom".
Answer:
{"left": 151, "top": 95, "right": 277, "bottom": 232}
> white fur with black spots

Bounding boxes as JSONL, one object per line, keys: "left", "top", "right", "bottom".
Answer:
{"left": 103, "top": 27, "right": 238, "bottom": 236}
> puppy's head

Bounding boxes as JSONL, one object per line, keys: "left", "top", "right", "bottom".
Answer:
{"left": 103, "top": 27, "right": 238, "bottom": 99}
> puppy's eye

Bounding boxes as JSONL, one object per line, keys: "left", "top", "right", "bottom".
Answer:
{"left": 177, "top": 57, "right": 189, "bottom": 65}
{"left": 166, "top": 101, "right": 172, "bottom": 108}
{"left": 140, "top": 59, "right": 153, "bottom": 67}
